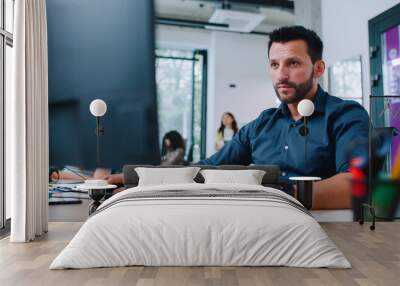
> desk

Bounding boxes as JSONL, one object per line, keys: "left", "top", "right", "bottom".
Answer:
{"left": 49, "top": 199, "right": 89, "bottom": 222}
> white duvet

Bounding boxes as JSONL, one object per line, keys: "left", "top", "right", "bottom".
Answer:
{"left": 50, "top": 183, "right": 351, "bottom": 269}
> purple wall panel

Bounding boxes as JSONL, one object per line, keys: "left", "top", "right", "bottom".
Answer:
{"left": 390, "top": 101, "right": 400, "bottom": 169}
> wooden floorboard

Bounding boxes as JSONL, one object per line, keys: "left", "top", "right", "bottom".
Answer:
{"left": 0, "top": 222, "right": 399, "bottom": 286}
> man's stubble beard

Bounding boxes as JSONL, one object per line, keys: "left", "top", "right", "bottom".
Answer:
{"left": 274, "top": 71, "right": 315, "bottom": 104}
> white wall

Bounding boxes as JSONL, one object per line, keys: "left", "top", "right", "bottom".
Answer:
{"left": 156, "top": 25, "right": 210, "bottom": 51}
{"left": 321, "top": 0, "right": 400, "bottom": 109}
{"left": 156, "top": 25, "right": 277, "bottom": 157}
{"left": 295, "top": 0, "right": 322, "bottom": 37}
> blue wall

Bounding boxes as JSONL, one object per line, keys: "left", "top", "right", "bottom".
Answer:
{"left": 47, "top": 0, "right": 160, "bottom": 170}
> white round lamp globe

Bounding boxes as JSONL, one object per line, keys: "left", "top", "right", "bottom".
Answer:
{"left": 297, "top": 99, "right": 314, "bottom": 117}
{"left": 89, "top": 99, "right": 107, "bottom": 117}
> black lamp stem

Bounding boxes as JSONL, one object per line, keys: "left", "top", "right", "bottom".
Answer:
{"left": 304, "top": 117, "right": 308, "bottom": 161}
{"left": 96, "top": 116, "right": 101, "bottom": 164}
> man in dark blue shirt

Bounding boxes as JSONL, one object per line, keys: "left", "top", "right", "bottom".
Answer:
{"left": 198, "top": 26, "right": 369, "bottom": 209}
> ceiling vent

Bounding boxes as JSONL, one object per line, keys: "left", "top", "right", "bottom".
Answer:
{"left": 207, "top": 8, "right": 265, "bottom": 33}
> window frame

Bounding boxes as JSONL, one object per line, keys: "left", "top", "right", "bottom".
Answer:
{"left": 369, "top": 2, "right": 400, "bottom": 127}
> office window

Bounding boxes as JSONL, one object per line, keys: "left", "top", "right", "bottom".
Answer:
{"left": 156, "top": 49, "right": 193, "bottom": 144}
{"left": 155, "top": 49, "right": 207, "bottom": 162}
{"left": 1, "top": 0, "right": 14, "bottom": 230}
{"left": 328, "top": 56, "right": 363, "bottom": 105}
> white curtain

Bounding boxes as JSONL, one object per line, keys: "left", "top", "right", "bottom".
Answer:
{"left": 8, "top": 0, "right": 49, "bottom": 242}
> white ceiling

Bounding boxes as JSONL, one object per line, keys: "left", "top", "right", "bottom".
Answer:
{"left": 155, "top": 0, "right": 296, "bottom": 33}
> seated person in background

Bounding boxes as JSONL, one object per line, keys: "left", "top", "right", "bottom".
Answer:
{"left": 197, "top": 25, "right": 369, "bottom": 210}
{"left": 215, "top": 112, "right": 239, "bottom": 151}
{"left": 161, "top": 130, "right": 186, "bottom": 165}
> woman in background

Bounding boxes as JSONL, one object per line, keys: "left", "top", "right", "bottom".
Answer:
{"left": 161, "top": 130, "right": 186, "bottom": 165}
{"left": 215, "top": 112, "right": 238, "bottom": 151}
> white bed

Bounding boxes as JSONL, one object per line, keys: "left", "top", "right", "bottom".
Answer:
{"left": 50, "top": 183, "right": 351, "bottom": 269}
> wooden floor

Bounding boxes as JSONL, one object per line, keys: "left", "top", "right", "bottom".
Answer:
{"left": 0, "top": 222, "right": 399, "bottom": 286}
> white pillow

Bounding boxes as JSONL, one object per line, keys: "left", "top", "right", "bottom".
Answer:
{"left": 200, "top": 169, "right": 266, "bottom": 185}
{"left": 135, "top": 167, "right": 201, "bottom": 186}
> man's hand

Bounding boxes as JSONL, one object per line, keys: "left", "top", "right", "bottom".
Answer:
{"left": 312, "top": 172, "right": 352, "bottom": 210}
{"left": 93, "top": 169, "right": 124, "bottom": 186}
{"left": 107, "top": 173, "right": 124, "bottom": 186}
{"left": 93, "top": 168, "right": 112, "bottom": 180}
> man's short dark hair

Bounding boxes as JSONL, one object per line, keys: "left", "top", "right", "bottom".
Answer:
{"left": 268, "top": 26, "right": 323, "bottom": 63}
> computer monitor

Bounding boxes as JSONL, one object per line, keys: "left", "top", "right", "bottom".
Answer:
{"left": 47, "top": 0, "right": 160, "bottom": 170}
